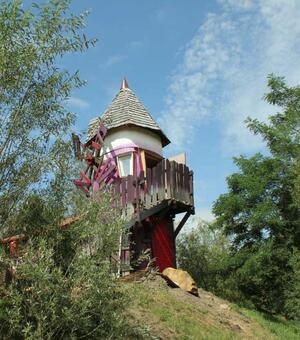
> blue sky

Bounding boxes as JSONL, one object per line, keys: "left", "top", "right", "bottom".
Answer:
{"left": 47, "top": 0, "right": 300, "bottom": 221}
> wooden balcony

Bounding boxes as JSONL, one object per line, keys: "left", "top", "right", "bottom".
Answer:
{"left": 112, "top": 159, "right": 194, "bottom": 226}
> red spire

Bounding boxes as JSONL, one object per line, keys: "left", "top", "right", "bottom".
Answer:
{"left": 120, "top": 78, "right": 129, "bottom": 89}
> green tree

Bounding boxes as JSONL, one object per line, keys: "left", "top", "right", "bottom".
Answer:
{"left": 177, "top": 218, "right": 230, "bottom": 292}
{"left": 0, "top": 1, "right": 140, "bottom": 338}
{"left": 0, "top": 0, "right": 95, "bottom": 236}
{"left": 213, "top": 75, "right": 300, "bottom": 316}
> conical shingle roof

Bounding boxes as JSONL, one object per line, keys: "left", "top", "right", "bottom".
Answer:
{"left": 88, "top": 81, "right": 170, "bottom": 147}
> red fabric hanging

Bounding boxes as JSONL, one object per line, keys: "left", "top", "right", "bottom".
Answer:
{"left": 151, "top": 216, "right": 176, "bottom": 272}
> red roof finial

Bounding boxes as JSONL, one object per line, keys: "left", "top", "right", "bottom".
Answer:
{"left": 120, "top": 78, "right": 129, "bottom": 89}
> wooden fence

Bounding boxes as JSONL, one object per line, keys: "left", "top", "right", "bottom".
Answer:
{"left": 112, "top": 159, "right": 194, "bottom": 219}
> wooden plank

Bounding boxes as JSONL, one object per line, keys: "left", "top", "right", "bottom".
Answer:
{"left": 181, "top": 164, "right": 186, "bottom": 203}
{"left": 177, "top": 163, "right": 182, "bottom": 202}
{"left": 149, "top": 168, "right": 153, "bottom": 207}
{"left": 139, "top": 173, "right": 145, "bottom": 212}
{"left": 158, "top": 163, "right": 162, "bottom": 203}
{"left": 156, "top": 162, "right": 161, "bottom": 201}
{"left": 174, "top": 162, "right": 179, "bottom": 201}
{"left": 165, "top": 159, "right": 171, "bottom": 199}
{"left": 91, "top": 141, "right": 101, "bottom": 150}
{"left": 157, "top": 162, "right": 164, "bottom": 202}
{"left": 161, "top": 161, "right": 165, "bottom": 201}
{"left": 152, "top": 165, "right": 158, "bottom": 206}
{"left": 189, "top": 170, "right": 194, "bottom": 207}
{"left": 127, "top": 175, "right": 134, "bottom": 203}
{"left": 186, "top": 167, "right": 191, "bottom": 204}
{"left": 114, "top": 178, "right": 120, "bottom": 194}
{"left": 132, "top": 177, "right": 137, "bottom": 216}
{"left": 169, "top": 161, "right": 173, "bottom": 199}
{"left": 121, "top": 178, "right": 126, "bottom": 208}
{"left": 184, "top": 165, "right": 189, "bottom": 203}
{"left": 181, "top": 164, "right": 185, "bottom": 202}
{"left": 158, "top": 161, "right": 164, "bottom": 201}
{"left": 162, "top": 159, "right": 166, "bottom": 200}
{"left": 125, "top": 177, "right": 129, "bottom": 218}
{"left": 113, "top": 178, "right": 121, "bottom": 208}
{"left": 173, "top": 161, "right": 178, "bottom": 199}
{"left": 174, "top": 211, "right": 191, "bottom": 238}
{"left": 145, "top": 168, "right": 152, "bottom": 209}
{"left": 180, "top": 164, "right": 185, "bottom": 202}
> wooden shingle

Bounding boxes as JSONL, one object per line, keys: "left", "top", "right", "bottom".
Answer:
{"left": 88, "top": 86, "right": 170, "bottom": 146}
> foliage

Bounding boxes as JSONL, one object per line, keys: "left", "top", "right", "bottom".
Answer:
{"left": 211, "top": 75, "right": 300, "bottom": 317}
{"left": 0, "top": 1, "right": 135, "bottom": 338}
{"left": 284, "top": 248, "right": 300, "bottom": 320}
{"left": 178, "top": 75, "right": 299, "bottom": 319}
{"left": 0, "top": 0, "right": 96, "bottom": 236}
{"left": 0, "top": 192, "right": 131, "bottom": 339}
{"left": 177, "top": 218, "right": 230, "bottom": 292}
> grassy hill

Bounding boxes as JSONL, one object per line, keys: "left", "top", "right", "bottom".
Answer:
{"left": 125, "top": 275, "right": 300, "bottom": 340}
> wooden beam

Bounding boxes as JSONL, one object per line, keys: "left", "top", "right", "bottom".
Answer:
{"left": 140, "top": 150, "right": 146, "bottom": 175}
{"left": 174, "top": 211, "right": 191, "bottom": 238}
{"left": 0, "top": 234, "right": 26, "bottom": 244}
{"left": 125, "top": 200, "right": 171, "bottom": 229}
{"left": 59, "top": 214, "right": 84, "bottom": 229}
{"left": 139, "top": 200, "right": 170, "bottom": 222}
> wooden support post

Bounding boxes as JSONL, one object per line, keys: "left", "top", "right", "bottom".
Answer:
{"left": 0, "top": 234, "right": 26, "bottom": 257}
{"left": 140, "top": 150, "right": 146, "bottom": 175}
{"left": 174, "top": 211, "right": 191, "bottom": 238}
{"left": 117, "top": 232, "right": 123, "bottom": 277}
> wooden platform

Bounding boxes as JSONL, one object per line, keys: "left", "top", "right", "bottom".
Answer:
{"left": 112, "top": 159, "right": 194, "bottom": 225}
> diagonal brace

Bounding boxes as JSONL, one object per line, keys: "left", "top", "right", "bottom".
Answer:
{"left": 174, "top": 211, "right": 191, "bottom": 238}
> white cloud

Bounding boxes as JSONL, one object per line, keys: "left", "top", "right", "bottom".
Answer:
{"left": 67, "top": 96, "right": 90, "bottom": 109}
{"left": 102, "top": 54, "right": 126, "bottom": 68}
{"left": 160, "top": 0, "right": 300, "bottom": 154}
{"left": 129, "top": 41, "right": 143, "bottom": 48}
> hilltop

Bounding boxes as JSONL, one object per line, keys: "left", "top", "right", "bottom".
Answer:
{"left": 126, "top": 275, "right": 300, "bottom": 340}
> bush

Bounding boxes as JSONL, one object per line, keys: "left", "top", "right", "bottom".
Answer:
{"left": 284, "top": 248, "right": 300, "bottom": 320}
{"left": 0, "top": 192, "right": 133, "bottom": 339}
{"left": 177, "top": 218, "right": 230, "bottom": 293}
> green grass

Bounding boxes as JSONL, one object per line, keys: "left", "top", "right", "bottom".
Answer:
{"left": 127, "top": 279, "right": 300, "bottom": 340}
{"left": 128, "top": 282, "right": 242, "bottom": 339}
{"left": 236, "top": 307, "right": 300, "bottom": 340}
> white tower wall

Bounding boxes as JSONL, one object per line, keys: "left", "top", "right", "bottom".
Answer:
{"left": 103, "top": 126, "right": 163, "bottom": 157}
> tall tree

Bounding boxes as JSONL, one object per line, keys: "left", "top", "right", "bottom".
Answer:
{"left": 0, "top": 2, "right": 142, "bottom": 338}
{"left": 213, "top": 75, "right": 300, "bottom": 315}
{"left": 0, "top": 0, "right": 95, "bottom": 236}
{"left": 213, "top": 75, "right": 299, "bottom": 249}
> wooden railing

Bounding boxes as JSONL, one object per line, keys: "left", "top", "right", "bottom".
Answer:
{"left": 112, "top": 159, "right": 194, "bottom": 220}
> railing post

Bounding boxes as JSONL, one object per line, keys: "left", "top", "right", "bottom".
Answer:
{"left": 189, "top": 170, "right": 194, "bottom": 208}
{"left": 165, "top": 159, "right": 171, "bottom": 199}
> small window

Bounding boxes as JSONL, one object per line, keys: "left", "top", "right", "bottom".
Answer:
{"left": 117, "top": 153, "right": 133, "bottom": 177}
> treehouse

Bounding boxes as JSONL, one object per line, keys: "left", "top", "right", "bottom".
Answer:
{"left": 74, "top": 79, "right": 194, "bottom": 274}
